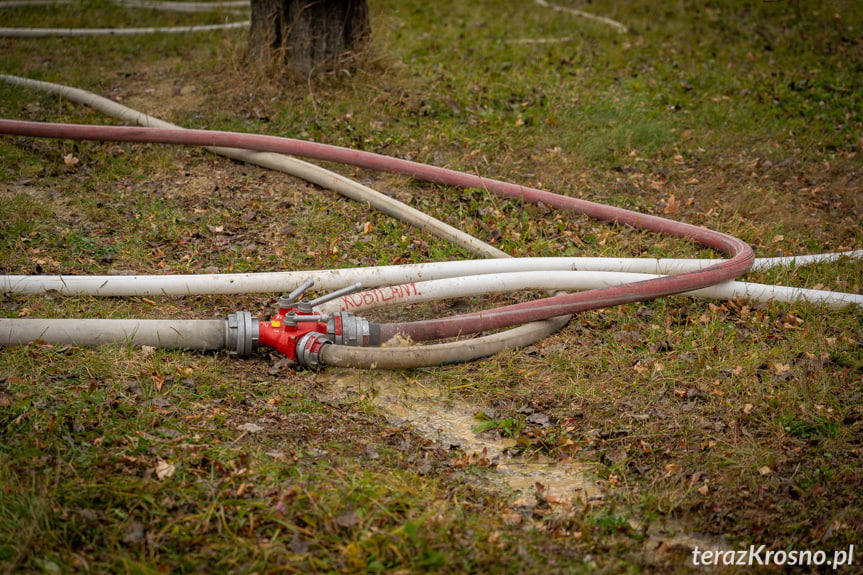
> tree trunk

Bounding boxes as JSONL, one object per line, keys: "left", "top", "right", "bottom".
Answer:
{"left": 249, "top": 0, "right": 369, "bottom": 76}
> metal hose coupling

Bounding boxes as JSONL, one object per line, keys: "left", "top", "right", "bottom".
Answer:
{"left": 295, "top": 331, "right": 331, "bottom": 370}
{"left": 291, "top": 312, "right": 370, "bottom": 370}
{"left": 227, "top": 311, "right": 259, "bottom": 357}
{"left": 327, "top": 311, "right": 370, "bottom": 346}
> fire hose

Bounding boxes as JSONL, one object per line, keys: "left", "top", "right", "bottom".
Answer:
{"left": 1, "top": 76, "right": 859, "bottom": 368}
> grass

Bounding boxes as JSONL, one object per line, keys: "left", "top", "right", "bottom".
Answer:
{"left": 2, "top": 0, "right": 863, "bottom": 573}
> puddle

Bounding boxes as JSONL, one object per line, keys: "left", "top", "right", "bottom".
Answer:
{"left": 316, "top": 368, "right": 730, "bottom": 562}
{"left": 315, "top": 368, "right": 602, "bottom": 503}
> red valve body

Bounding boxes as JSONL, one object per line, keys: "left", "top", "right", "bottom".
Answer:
{"left": 258, "top": 305, "right": 328, "bottom": 363}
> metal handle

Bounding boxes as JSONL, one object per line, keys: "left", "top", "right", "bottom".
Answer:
{"left": 308, "top": 282, "right": 363, "bottom": 307}
{"left": 281, "top": 279, "right": 315, "bottom": 307}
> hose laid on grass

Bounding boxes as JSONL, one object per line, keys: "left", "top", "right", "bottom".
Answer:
{"left": 0, "top": 0, "right": 249, "bottom": 37}
{"left": 1, "top": 73, "right": 856, "bottom": 364}
{"left": 533, "top": 0, "right": 628, "bottom": 35}
{"left": 320, "top": 316, "right": 571, "bottom": 369}
{"left": 0, "top": 0, "right": 249, "bottom": 8}
{"left": 0, "top": 117, "right": 755, "bottom": 360}
{"left": 11, "top": 76, "right": 859, "bottom": 365}
{"left": 0, "top": 21, "right": 249, "bottom": 37}
{"left": 113, "top": 0, "right": 249, "bottom": 13}
{"left": 0, "top": 318, "right": 227, "bottom": 349}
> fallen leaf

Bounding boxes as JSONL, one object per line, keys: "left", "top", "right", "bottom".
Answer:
{"left": 64, "top": 154, "right": 79, "bottom": 167}
{"left": 336, "top": 509, "right": 359, "bottom": 528}
{"left": 526, "top": 413, "right": 550, "bottom": 426}
{"left": 155, "top": 459, "right": 175, "bottom": 480}
{"left": 151, "top": 372, "right": 164, "bottom": 392}
{"left": 772, "top": 362, "right": 792, "bottom": 374}
{"left": 697, "top": 484, "right": 709, "bottom": 495}
{"left": 237, "top": 423, "right": 264, "bottom": 433}
{"left": 663, "top": 194, "right": 678, "bottom": 214}
{"left": 502, "top": 511, "right": 523, "bottom": 525}
{"left": 758, "top": 466, "right": 773, "bottom": 476}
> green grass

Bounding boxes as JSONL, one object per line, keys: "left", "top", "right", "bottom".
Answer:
{"left": 2, "top": 0, "right": 863, "bottom": 572}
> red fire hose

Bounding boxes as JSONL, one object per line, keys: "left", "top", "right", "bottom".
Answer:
{"left": 0, "top": 119, "right": 754, "bottom": 346}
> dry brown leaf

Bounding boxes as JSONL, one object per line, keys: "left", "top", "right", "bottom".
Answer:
{"left": 155, "top": 459, "right": 175, "bottom": 480}
{"left": 502, "top": 511, "right": 522, "bottom": 525}
{"left": 772, "top": 362, "right": 792, "bottom": 375}
{"left": 663, "top": 194, "right": 679, "bottom": 214}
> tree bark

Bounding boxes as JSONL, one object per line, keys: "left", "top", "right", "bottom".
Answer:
{"left": 249, "top": 0, "right": 369, "bottom": 76}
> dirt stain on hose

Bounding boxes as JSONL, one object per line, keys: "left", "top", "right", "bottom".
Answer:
{"left": 315, "top": 368, "right": 602, "bottom": 503}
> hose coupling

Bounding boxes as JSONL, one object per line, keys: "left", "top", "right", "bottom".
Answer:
{"left": 295, "top": 331, "right": 331, "bottom": 370}
{"left": 327, "top": 311, "right": 370, "bottom": 346}
{"left": 227, "top": 311, "right": 259, "bottom": 357}
{"left": 255, "top": 283, "right": 366, "bottom": 368}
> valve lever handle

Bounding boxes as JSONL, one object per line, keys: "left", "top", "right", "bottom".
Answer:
{"left": 308, "top": 282, "right": 363, "bottom": 307}
{"left": 282, "top": 279, "right": 315, "bottom": 306}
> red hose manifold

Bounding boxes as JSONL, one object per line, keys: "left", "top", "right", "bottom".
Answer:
{"left": 245, "top": 280, "right": 370, "bottom": 368}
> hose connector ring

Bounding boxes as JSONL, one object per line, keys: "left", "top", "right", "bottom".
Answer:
{"left": 327, "top": 311, "right": 370, "bottom": 347}
{"left": 227, "top": 311, "right": 259, "bottom": 357}
{"left": 296, "top": 331, "right": 331, "bottom": 370}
